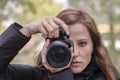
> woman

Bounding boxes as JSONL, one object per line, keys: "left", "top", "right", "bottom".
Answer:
{"left": 0, "top": 9, "right": 119, "bottom": 80}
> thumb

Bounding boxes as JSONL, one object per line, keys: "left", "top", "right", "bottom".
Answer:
{"left": 41, "top": 39, "right": 50, "bottom": 63}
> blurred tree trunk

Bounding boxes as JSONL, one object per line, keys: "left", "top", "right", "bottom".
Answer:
{"left": 108, "top": 0, "right": 116, "bottom": 62}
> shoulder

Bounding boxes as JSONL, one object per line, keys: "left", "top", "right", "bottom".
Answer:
{"left": 92, "top": 69, "right": 107, "bottom": 80}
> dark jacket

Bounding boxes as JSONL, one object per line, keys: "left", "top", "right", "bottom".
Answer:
{"left": 0, "top": 23, "right": 107, "bottom": 80}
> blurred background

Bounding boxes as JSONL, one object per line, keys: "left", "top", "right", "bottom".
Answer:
{"left": 0, "top": 0, "right": 120, "bottom": 72}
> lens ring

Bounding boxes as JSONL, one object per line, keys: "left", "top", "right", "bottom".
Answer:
{"left": 46, "top": 44, "right": 71, "bottom": 68}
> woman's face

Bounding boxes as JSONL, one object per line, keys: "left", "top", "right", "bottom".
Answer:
{"left": 69, "top": 23, "right": 93, "bottom": 73}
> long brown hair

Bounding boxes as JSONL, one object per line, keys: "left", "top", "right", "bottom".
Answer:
{"left": 37, "top": 9, "right": 120, "bottom": 80}
{"left": 56, "top": 9, "right": 120, "bottom": 80}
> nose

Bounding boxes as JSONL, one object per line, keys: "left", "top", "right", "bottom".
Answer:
{"left": 73, "top": 44, "right": 79, "bottom": 58}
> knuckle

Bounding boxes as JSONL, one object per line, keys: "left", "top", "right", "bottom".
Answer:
{"left": 42, "top": 59, "right": 45, "bottom": 64}
{"left": 43, "top": 32, "right": 47, "bottom": 36}
{"left": 61, "top": 20, "right": 65, "bottom": 24}
{"left": 48, "top": 17, "right": 52, "bottom": 20}
{"left": 53, "top": 27, "right": 57, "bottom": 30}
{"left": 49, "top": 28, "right": 54, "bottom": 33}
{"left": 51, "top": 16, "right": 56, "bottom": 19}
{"left": 63, "top": 27, "right": 67, "bottom": 31}
{"left": 44, "top": 33, "right": 48, "bottom": 37}
{"left": 45, "top": 18, "right": 49, "bottom": 21}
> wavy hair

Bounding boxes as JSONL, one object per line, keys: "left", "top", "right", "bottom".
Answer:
{"left": 37, "top": 9, "right": 120, "bottom": 80}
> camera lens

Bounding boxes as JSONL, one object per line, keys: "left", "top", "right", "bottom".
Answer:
{"left": 50, "top": 47, "right": 67, "bottom": 63}
{"left": 46, "top": 41, "right": 71, "bottom": 68}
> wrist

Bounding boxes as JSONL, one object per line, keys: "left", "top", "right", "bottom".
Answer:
{"left": 20, "top": 27, "right": 32, "bottom": 38}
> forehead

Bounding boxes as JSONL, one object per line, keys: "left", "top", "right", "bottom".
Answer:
{"left": 69, "top": 23, "right": 91, "bottom": 40}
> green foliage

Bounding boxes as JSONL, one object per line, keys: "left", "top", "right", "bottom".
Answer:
{"left": 0, "top": 26, "right": 6, "bottom": 34}
{"left": 0, "top": 0, "right": 62, "bottom": 31}
{"left": 0, "top": 0, "right": 63, "bottom": 33}
{"left": 19, "top": 0, "right": 62, "bottom": 24}
{"left": 68, "top": 0, "right": 120, "bottom": 23}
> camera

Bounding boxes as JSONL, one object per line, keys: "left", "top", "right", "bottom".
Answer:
{"left": 46, "top": 27, "right": 73, "bottom": 68}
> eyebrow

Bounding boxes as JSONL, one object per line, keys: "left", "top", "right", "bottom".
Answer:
{"left": 77, "top": 39, "right": 88, "bottom": 42}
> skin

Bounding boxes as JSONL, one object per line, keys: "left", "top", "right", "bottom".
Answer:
{"left": 20, "top": 17, "right": 93, "bottom": 73}
{"left": 20, "top": 17, "right": 71, "bottom": 73}
{"left": 69, "top": 23, "right": 93, "bottom": 73}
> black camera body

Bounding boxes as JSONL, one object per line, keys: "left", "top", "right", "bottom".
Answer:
{"left": 46, "top": 27, "right": 73, "bottom": 68}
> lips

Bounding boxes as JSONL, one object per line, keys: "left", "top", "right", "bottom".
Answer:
{"left": 71, "top": 61, "right": 82, "bottom": 67}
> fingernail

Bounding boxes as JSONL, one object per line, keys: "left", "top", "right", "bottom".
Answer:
{"left": 67, "top": 31, "right": 69, "bottom": 35}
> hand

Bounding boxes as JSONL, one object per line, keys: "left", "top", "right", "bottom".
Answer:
{"left": 20, "top": 17, "right": 69, "bottom": 38}
{"left": 40, "top": 39, "right": 73, "bottom": 73}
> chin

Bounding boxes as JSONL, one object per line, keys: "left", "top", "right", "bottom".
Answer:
{"left": 71, "top": 67, "right": 84, "bottom": 74}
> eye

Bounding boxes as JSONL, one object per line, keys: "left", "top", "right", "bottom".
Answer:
{"left": 78, "top": 41, "right": 87, "bottom": 47}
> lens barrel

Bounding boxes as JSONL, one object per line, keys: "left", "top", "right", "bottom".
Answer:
{"left": 46, "top": 41, "right": 71, "bottom": 68}
{"left": 46, "top": 27, "right": 72, "bottom": 68}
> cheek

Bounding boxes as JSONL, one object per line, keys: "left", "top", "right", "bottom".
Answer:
{"left": 80, "top": 45, "right": 93, "bottom": 68}
{"left": 71, "top": 53, "right": 92, "bottom": 74}
{"left": 81, "top": 48, "right": 92, "bottom": 66}
{"left": 83, "top": 45, "right": 93, "bottom": 63}
{"left": 71, "top": 46, "right": 93, "bottom": 73}
{"left": 83, "top": 42, "right": 93, "bottom": 58}
{"left": 80, "top": 46, "right": 93, "bottom": 59}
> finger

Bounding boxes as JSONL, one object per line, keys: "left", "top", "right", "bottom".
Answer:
{"left": 39, "top": 25, "right": 48, "bottom": 38}
{"left": 41, "top": 39, "right": 50, "bottom": 58}
{"left": 70, "top": 47, "right": 74, "bottom": 53}
{"left": 70, "top": 46, "right": 74, "bottom": 59}
{"left": 53, "top": 29, "right": 59, "bottom": 38}
{"left": 42, "top": 34, "right": 47, "bottom": 38}
{"left": 41, "top": 39, "right": 50, "bottom": 63}
{"left": 41, "top": 19, "right": 54, "bottom": 38}
{"left": 47, "top": 17, "right": 59, "bottom": 38}
{"left": 42, "top": 39, "right": 50, "bottom": 51}
{"left": 52, "top": 17, "right": 69, "bottom": 35}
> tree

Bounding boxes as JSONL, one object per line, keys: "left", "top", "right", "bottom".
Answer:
{"left": 0, "top": 0, "right": 62, "bottom": 27}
